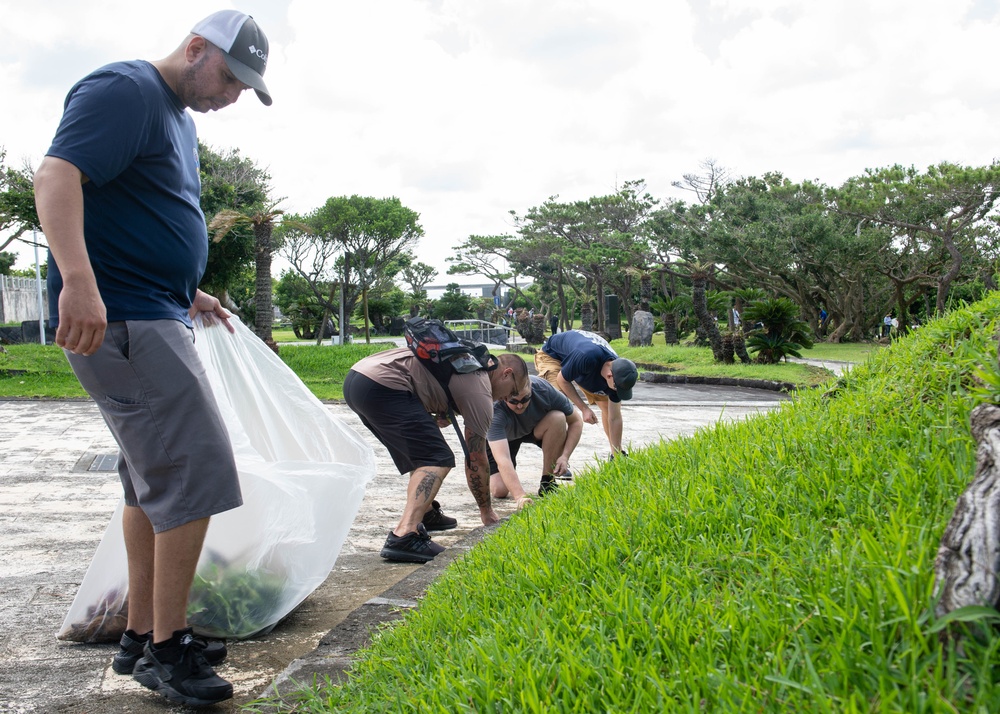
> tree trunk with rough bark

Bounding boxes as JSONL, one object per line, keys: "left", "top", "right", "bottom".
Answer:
{"left": 253, "top": 221, "right": 278, "bottom": 354}
{"left": 721, "top": 332, "right": 735, "bottom": 364}
{"left": 934, "top": 402, "right": 1000, "bottom": 620}
{"left": 581, "top": 302, "right": 593, "bottom": 332}
{"left": 663, "top": 312, "right": 678, "bottom": 345}
{"left": 733, "top": 332, "right": 752, "bottom": 363}
{"left": 692, "top": 274, "right": 724, "bottom": 361}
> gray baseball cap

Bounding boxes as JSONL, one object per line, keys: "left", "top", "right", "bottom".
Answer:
{"left": 192, "top": 10, "right": 272, "bottom": 106}
{"left": 611, "top": 358, "right": 638, "bottom": 400}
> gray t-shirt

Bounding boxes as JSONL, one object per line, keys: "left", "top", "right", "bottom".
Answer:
{"left": 487, "top": 375, "right": 574, "bottom": 442}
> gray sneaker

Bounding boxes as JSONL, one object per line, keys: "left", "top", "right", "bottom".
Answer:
{"left": 380, "top": 523, "right": 445, "bottom": 563}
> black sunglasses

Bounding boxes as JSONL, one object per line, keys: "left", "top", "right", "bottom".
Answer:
{"left": 506, "top": 394, "right": 532, "bottom": 406}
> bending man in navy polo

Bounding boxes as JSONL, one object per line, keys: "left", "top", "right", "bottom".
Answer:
{"left": 534, "top": 330, "right": 638, "bottom": 456}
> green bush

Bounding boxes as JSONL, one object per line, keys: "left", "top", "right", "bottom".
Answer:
{"left": 268, "top": 292, "right": 1000, "bottom": 712}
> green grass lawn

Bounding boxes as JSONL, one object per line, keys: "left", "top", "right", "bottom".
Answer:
{"left": 0, "top": 344, "right": 88, "bottom": 398}
{"left": 805, "top": 340, "right": 879, "bottom": 363}
{"left": 277, "top": 343, "right": 392, "bottom": 399}
{"left": 0, "top": 330, "right": 866, "bottom": 400}
{"left": 612, "top": 340, "right": 838, "bottom": 388}
{"left": 255, "top": 293, "right": 1000, "bottom": 712}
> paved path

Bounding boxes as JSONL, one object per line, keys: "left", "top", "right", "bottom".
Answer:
{"left": 0, "top": 376, "right": 791, "bottom": 712}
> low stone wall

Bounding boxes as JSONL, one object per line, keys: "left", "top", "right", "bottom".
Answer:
{"left": 0, "top": 321, "right": 56, "bottom": 345}
{"left": 639, "top": 370, "right": 798, "bottom": 393}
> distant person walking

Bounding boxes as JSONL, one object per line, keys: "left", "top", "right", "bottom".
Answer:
{"left": 534, "top": 330, "right": 638, "bottom": 456}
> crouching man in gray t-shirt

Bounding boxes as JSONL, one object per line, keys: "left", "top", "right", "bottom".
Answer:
{"left": 487, "top": 375, "right": 584, "bottom": 504}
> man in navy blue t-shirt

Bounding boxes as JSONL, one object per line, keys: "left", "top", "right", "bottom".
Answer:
{"left": 34, "top": 10, "right": 272, "bottom": 707}
{"left": 534, "top": 330, "right": 638, "bottom": 456}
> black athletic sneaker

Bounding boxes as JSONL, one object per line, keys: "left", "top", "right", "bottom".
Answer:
{"left": 380, "top": 523, "right": 446, "bottom": 563}
{"left": 538, "top": 475, "right": 558, "bottom": 497}
{"left": 422, "top": 500, "right": 458, "bottom": 531}
{"left": 112, "top": 629, "right": 227, "bottom": 674}
{"left": 132, "top": 628, "right": 233, "bottom": 707}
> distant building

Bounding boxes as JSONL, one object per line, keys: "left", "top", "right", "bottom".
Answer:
{"left": 424, "top": 282, "right": 532, "bottom": 304}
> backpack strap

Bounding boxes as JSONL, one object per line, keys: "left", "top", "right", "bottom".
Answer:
{"left": 438, "top": 379, "right": 471, "bottom": 465}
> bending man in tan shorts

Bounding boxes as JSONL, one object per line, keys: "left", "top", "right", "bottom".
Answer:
{"left": 534, "top": 329, "right": 637, "bottom": 456}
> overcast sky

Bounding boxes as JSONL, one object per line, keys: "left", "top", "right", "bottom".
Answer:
{"left": 2, "top": 0, "right": 999, "bottom": 283}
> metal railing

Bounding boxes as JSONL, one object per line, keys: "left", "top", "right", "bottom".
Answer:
{"left": 2, "top": 275, "right": 41, "bottom": 290}
{"left": 444, "top": 319, "right": 523, "bottom": 347}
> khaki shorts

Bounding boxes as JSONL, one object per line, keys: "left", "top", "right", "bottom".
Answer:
{"left": 66, "top": 320, "right": 242, "bottom": 533}
{"left": 533, "top": 350, "right": 608, "bottom": 405}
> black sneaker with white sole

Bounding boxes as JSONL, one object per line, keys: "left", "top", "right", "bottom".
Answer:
{"left": 421, "top": 499, "right": 457, "bottom": 531}
{"left": 112, "top": 628, "right": 227, "bottom": 674}
{"left": 380, "top": 523, "right": 446, "bottom": 563}
{"left": 538, "top": 475, "right": 559, "bottom": 496}
{"left": 132, "top": 628, "right": 233, "bottom": 707}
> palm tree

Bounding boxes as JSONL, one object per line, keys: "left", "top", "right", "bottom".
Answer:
{"left": 650, "top": 294, "right": 690, "bottom": 345}
{"left": 209, "top": 202, "right": 285, "bottom": 352}
{"left": 731, "top": 287, "right": 766, "bottom": 334}
{"left": 743, "top": 297, "right": 814, "bottom": 364}
{"left": 580, "top": 301, "right": 594, "bottom": 332}
{"left": 688, "top": 262, "right": 724, "bottom": 361}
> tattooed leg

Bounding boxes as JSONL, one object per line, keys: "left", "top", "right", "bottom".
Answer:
{"left": 394, "top": 465, "right": 450, "bottom": 536}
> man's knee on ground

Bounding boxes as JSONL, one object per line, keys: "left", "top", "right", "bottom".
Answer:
{"left": 489, "top": 472, "right": 509, "bottom": 498}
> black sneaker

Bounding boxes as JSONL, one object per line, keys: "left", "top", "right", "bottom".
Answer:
{"left": 132, "top": 628, "right": 233, "bottom": 706}
{"left": 380, "top": 523, "right": 445, "bottom": 563}
{"left": 538, "top": 476, "right": 559, "bottom": 497}
{"left": 112, "top": 629, "right": 227, "bottom": 675}
{"left": 422, "top": 499, "right": 457, "bottom": 531}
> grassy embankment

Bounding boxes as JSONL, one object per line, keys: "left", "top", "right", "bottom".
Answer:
{"left": 254, "top": 292, "right": 1000, "bottom": 712}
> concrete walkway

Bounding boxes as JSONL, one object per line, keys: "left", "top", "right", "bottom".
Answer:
{"left": 0, "top": 376, "right": 792, "bottom": 712}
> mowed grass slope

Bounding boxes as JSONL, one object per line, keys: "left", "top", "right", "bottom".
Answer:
{"left": 266, "top": 292, "right": 1000, "bottom": 713}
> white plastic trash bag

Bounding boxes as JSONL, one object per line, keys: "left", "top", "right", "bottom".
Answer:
{"left": 57, "top": 316, "right": 375, "bottom": 642}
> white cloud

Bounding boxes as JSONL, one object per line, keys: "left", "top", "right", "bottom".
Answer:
{"left": 2, "top": 0, "right": 1000, "bottom": 280}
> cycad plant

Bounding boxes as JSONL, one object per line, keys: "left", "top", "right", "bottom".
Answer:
{"left": 743, "top": 296, "right": 814, "bottom": 363}
{"left": 650, "top": 294, "right": 691, "bottom": 345}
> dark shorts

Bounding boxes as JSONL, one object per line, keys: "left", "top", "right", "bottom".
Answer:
{"left": 486, "top": 432, "right": 542, "bottom": 476}
{"left": 65, "top": 320, "right": 242, "bottom": 533}
{"left": 343, "top": 370, "right": 456, "bottom": 474}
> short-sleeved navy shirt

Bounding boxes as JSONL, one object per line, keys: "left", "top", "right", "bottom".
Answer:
{"left": 45, "top": 61, "right": 207, "bottom": 326}
{"left": 487, "top": 375, "right": 574, "bottom": 442}
{"left": 541, "top": 329, "right": 623, "bottom": 402}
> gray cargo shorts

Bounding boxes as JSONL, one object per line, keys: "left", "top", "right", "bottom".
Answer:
{"left": 65, "top": 320, "right": 242, "bottom": 533}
